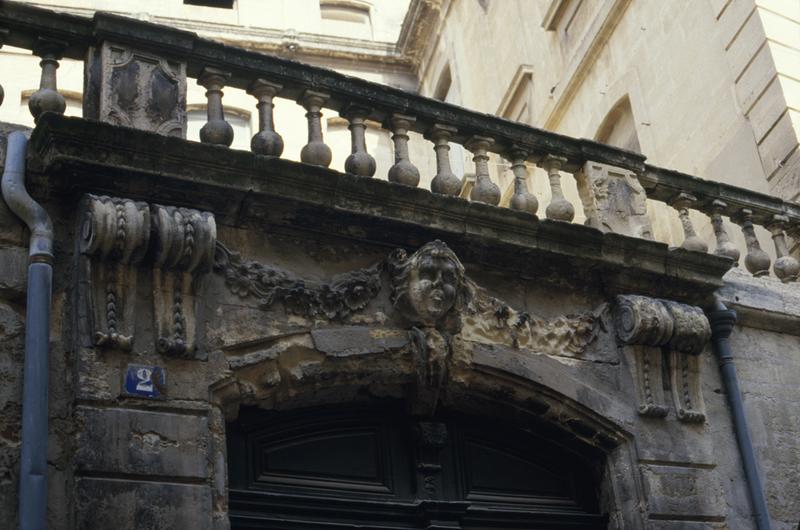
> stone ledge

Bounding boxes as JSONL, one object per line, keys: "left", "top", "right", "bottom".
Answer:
{"left": 26, "top": 114, "right": 731, "bottom": 304}
{"left": 719, "top": 267, "right": 800, "bottom": 335}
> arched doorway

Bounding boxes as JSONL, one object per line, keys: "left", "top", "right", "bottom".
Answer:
{"left": 227, "top": 401, "right": 608, "bottom": 529}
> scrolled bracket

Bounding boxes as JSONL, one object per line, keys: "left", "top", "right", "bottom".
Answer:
{"left": 614, "top": 295, "right": 709, "bottom": 422}
{"left": 151, "top": 204, "right": 216, "bottom": 359}
{"left": 79, "top": 194, "right": 151, "bottom": 352}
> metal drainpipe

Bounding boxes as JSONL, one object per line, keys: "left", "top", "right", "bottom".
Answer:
{"left": 2, "top": 130, "right": 54, "bottom": 530}
{"left": 708, "top": 298, "right": 772, "bottom": 530}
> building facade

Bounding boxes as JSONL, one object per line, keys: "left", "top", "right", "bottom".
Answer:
{"left": 0, "top": 1, "right": 799, "bottom": 529}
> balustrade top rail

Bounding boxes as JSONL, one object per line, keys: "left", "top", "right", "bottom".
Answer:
{"left": 3, "top": 0, "right": 800, "bottom": 283}
{"left": 0, "top": 1, "right": 646, "bottom": 172}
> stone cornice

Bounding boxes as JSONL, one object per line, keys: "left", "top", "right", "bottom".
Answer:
{"left": 28, "top": 114, "right": 730, "bottom": 305}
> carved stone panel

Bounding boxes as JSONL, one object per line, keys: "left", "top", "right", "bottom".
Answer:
{"left": 151, "top": 204, "right": 216, "bottom": 358}
{"left": 577, "top": 161, "right": 653, "bottom": 239}
{"left": 84, "top": 42, "right": 187, "bottom": 137}
{"left": 79, "top": 194, "right": 150, "bottom": 351}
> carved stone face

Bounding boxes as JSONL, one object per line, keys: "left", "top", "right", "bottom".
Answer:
{"left": 389, "top": 241, "right": 465, "bottom": 326}
{"left": 407, "top": 253, "right": 460, "bottom": 323}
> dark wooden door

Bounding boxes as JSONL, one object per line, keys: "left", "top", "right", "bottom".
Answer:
{"left": 228, "top": 403, "right": 607, "bottom": 529}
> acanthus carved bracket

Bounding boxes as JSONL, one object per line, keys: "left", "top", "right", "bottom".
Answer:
{"left": 613, "top": 295, "right": 711, "bottom": 423}
{"left": 78, "top": 194, "right": 215, "bottom": 359}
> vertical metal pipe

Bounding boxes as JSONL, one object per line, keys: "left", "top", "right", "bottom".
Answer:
{"left": 2, "top": 131, "right": 54, "bottom": 530}
{"left": 18, "top": 262, "right": 52, "bottom": 530}
{"left": 708, "top": 299, "right": 772, "bottom": 530}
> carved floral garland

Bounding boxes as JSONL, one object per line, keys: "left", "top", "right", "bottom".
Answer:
{"left": 213, "top": 242, "right": 382, "bottom": 320}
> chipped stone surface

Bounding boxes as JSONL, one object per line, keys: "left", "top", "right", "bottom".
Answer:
{"left": 75, "top": 407, "right": 210, "bottom": 479}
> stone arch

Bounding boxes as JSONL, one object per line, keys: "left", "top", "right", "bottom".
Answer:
{"left": 202, "top": 239, "right": 666, "bottom": 528}
{"left": 207, "top": 326, "right": 646, "bottom": 529}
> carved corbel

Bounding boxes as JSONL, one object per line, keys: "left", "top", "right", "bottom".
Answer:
{"left": 79, "top": 194, "right": 150, "bottom": 351}
{"left": 613, "top": 295, "right": 672, "bottom": 418}
{"left": 662, "top": 301, "right": 710, "bottom": 423}
{"left": 614, "top": 295, "right": 710, "bottom": 423}
{"left": 151, "top": 204, "right": 216, "bottom": 359}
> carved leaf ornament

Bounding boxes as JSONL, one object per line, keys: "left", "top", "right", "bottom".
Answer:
{"left": 214, "top": 242, "right": 382, "bottom": 320}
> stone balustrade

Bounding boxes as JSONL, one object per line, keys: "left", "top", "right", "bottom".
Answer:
{"left": 2, "top": 0, "right": 800, "bottom": 283}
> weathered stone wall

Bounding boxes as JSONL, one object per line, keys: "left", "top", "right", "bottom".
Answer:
{"left": 2, "top": 127, "right": 800, "bottom": 528}
{"left": 0, "top": 123, "right": 78, "bottom": 529}
{"left": 0, "top": 124, "right": 31, "bottom": 529}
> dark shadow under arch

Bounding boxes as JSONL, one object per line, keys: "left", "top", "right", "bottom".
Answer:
{"left": 227, "top": 399, "right": 609, "bottom": 529}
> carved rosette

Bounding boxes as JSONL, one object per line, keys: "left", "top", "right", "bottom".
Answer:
{"left": 79, "top": 194, "right": 150, "bottom": 351}
{"left": 614, "top": 295, "right": 710, "bottom": 423}
{"left": 151, "top": 204, "right": 216, "bottom": 358}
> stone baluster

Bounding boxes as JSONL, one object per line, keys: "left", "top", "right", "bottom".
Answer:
{"left": 387, "top": 114, "right": 420, "bottom": 186}
{"left": 343, "top": 105, "right": 376, "bottom": 177}
{"left": 709, "top": 200, "right": 740, "bottom": 264}
{"left": 248, "top": 79, "right": 283, "bottom": 156}
{"left": 299, "top": 90, "right": 332, "bottom": 167}
{"left": 28, "top": 38, "right": 67, "bottom": 122}
{"left": 426, "top": 124, "right": 461, "bottom": 196}
{"left": 508, "top": 148, "right": 538, "bottom": 215}
{"left": 466, "top": 136, "right": 500, "bottom": 205}
{"left": 766, "top": 215, "right": 799, "bottom": 282}
{"left": 198, "top": 68, "right": 233, "bottom": 147}
{"left": 670, "top": 193, "right": 708, "bottom": 252}
{"left": 541, "top": 155, "right": 574, "bottom": 221}
{"left": 734, "top": 209, "right": 771, "bottom": 277}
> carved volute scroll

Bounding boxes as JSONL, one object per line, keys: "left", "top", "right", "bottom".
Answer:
{"left": 198, "top": 67, "right": 234, "bottom": 147}
{"left": 387, "top": 114, "right": 420, "bottom": 187}
{"left": 248, "top": 79, "right": 284, "bottom": 156}
{"left": 299, "top": 90, "right": 333, "bottom": 167}
{"left": 542, "top": 154, "right": 575, "bottom": 222}
{"left": 670, "top": 193, "right": 708, "bottom": 253}
{"left": 766, "top": 214, "right": 800, "bottom": 283}
{"left": 343, "top": 104, "right": 376, "bottom": 177}
{"left": 508, "top": 148, "right": 538, "bottom": 215}
{"left": 614, "top": 295, "right": 671, "bottom": 417}
{"left": 661, "top": 301, "right": 710, "bottom": 423}
{"left": 151, "top": 204, "right": 216, "bottom": 358}
{"left": 709, "top": 200, "right": 740, "bottom": 264}
{"left": 614, "top": 295, "right": 710, "bottom": 423}
{"left": 29, "top": 37, "right": 67, "bottom": 122}
{"left": 427, "top": 124, "right": 461, "bottom": 196}
{"left": 734, "top": 208, "right": 771, "bottom": 277}
{"left": 466, "top": 136, "right": 500, "bottom": 205}
{"left": 79, "top": 194, "right": 151, "bottom": 351}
